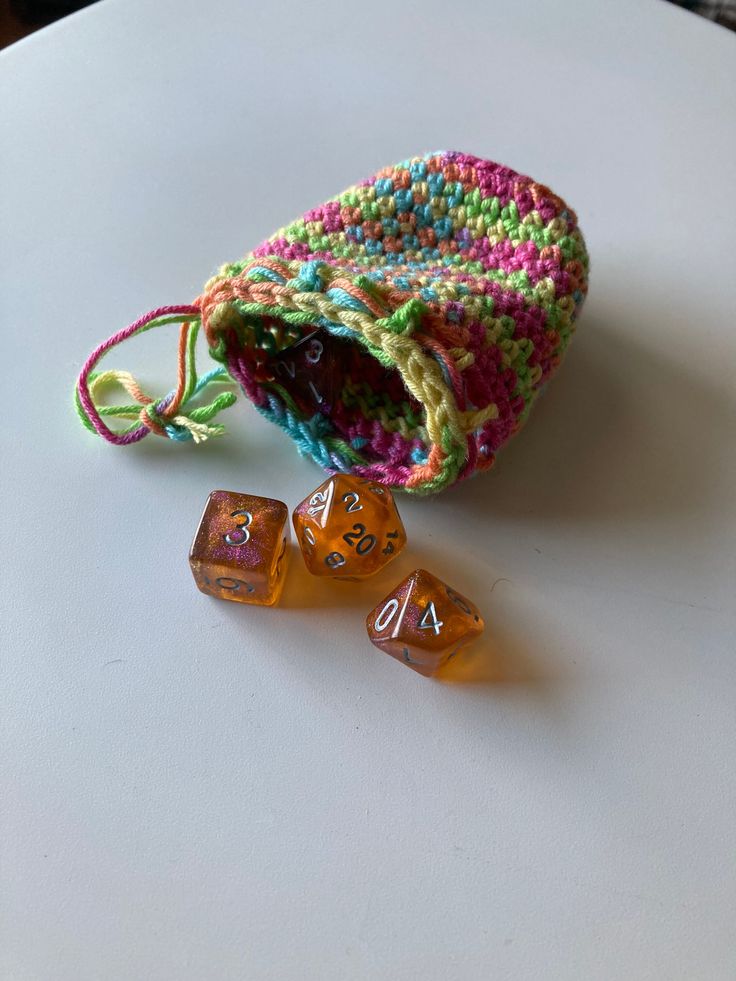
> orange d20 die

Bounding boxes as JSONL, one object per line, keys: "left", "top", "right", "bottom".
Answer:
{"left": 189, "top": 490, "right": 289, "bottom": 606}
{"left": 366, "top": 569, "right": 484, "bottom": 676}
{"left": 293, "top": 473, "right": 406, "bottom": 579}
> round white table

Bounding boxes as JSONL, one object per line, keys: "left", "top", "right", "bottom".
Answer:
{"left": 2, "top": 1, "right": 735, "bottom": 978}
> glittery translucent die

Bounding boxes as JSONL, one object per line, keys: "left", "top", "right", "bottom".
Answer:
{"left": 189, "top": 491, "right": 290, "bottom": 606}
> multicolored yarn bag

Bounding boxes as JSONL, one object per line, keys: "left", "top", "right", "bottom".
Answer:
{"left": 75, "top": 151, "right": 589, "bottom": 495}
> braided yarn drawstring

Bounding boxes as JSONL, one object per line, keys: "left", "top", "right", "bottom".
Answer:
{"left": 75, "top": 306, "right": 237, "bottom": 445}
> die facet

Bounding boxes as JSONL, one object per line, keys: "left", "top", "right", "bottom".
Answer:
{"left": 293, "top": 474, "right": 406, "bottom": 578}
{"left": 189, "top": 490, "right": 289, "bottom": 606}
{"left": 366, "top": 568, "right": 484, "bottom": 676}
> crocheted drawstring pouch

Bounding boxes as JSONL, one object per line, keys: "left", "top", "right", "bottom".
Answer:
{"left": 76, "top": 150, "right": 589, "bottom": 495}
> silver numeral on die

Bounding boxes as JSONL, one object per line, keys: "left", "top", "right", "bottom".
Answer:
{"left": 342, "top": 491, "right": 363, "bottom": 513}
{"left": 375, "top": 598, "right": 399, "bottom": 632}
{"left": 418, "top": 601, "right": 443, "bottom": 635}
{"left": 224, "top": 510, "right": 252, "bottom": 546}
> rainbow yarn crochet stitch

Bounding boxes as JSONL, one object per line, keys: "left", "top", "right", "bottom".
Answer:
{"left": 76, "top": 151, "right": 589, "bottom": 494}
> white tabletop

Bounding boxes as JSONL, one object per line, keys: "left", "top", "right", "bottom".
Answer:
{"left": 2, "top": 1, "right": 735, "bottom": 978}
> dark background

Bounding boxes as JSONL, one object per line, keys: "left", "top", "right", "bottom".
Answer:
{"left": 1, "top": 0, "right": 735, "bottom": 49}
{"left": 1, "top": 0, "right": 96, "bottom": 46}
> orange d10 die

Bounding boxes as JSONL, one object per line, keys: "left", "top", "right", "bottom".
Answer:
{"left": 366, "top": 569, "right": 484, "bottom": 676}
{"left": 189, "top": 491, "right": 289, "bottom": 606}
{"left": 293, "top": 473, "right": 406, "bottom": 578}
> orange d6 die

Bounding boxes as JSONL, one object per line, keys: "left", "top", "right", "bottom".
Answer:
{"left": 189, "top": 491, "right": 289, "bottom": 606}
{"left": 293, "top": 474, "right": 406, "bottom": 578}
{"left": 366, "top": 569, "right": 484, "bottom": 676}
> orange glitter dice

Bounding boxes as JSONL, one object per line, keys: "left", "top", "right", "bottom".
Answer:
{"left": 366, "top": 569, "right": 484, "bottom": 676}
{"left": 293, "top": 474, "right": 406, "bottom": 578}
{"left": 189, "top": 490, "right": 289, "bottom": 606}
